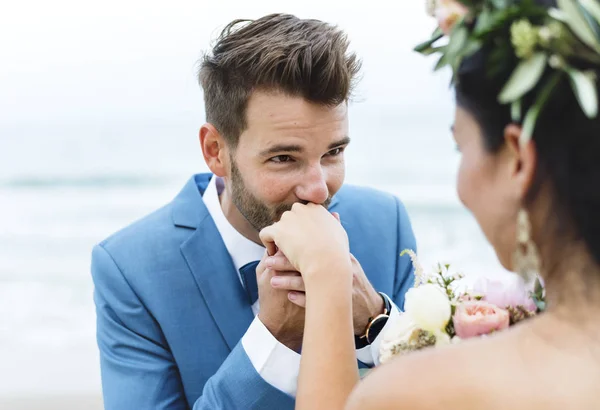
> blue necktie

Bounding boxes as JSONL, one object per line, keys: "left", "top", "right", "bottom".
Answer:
{"left": 239, "top": 260, "right": 260, "bottom": 305}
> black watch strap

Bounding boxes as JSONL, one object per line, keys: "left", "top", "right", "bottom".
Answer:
{"left": 354, "top": 293, "right": 391, "bottom": 348}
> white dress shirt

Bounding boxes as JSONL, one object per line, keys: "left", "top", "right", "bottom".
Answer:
{"left": 203, "top": 175, "right": 400, "bottom": 397}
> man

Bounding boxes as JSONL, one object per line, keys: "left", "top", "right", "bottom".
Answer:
{"left": 92, "top": 13, "right": 416, "bottom": 410}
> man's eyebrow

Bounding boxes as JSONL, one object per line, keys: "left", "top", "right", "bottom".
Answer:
{"left": 259, "top": 144, "right": 304, "bottom": 157}
{"left": 259, "top": 137, "right": 351, "bottom": 157}
{"left": 328, "top": 137, "right": 351, "bottom": 149}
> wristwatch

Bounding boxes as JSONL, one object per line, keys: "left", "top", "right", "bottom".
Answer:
{"left": 355, "top": 293, "right": 392, "bottom": 348}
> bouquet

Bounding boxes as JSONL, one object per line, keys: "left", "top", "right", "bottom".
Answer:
{"left": 379, "top": 250, "right": 545, "bottom": 363}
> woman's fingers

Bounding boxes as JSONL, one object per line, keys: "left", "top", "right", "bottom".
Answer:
{"left": 259, "top": 224, "right": 279, "bottom": 256}
{"left": 266, "top": 253, "right": 296, "bottom": 271}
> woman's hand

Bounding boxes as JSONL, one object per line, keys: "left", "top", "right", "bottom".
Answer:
{"left": 259, "top": 203, "right": 351, "bottom": 290}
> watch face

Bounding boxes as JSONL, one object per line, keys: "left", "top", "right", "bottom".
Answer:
{"left": 367, "top": 315, "right": 389, "bottom": 344}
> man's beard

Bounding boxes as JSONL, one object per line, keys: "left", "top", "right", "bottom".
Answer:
{"left": 230, "top": 159, "right": 332, "bottom": 232}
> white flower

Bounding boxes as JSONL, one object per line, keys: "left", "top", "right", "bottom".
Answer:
{"left": 380, "top": 313, "right": 418, "bottom": 347}
{"left": 378, "top": 313, "right": 419, "bottom": 364}
{"left": 404, "top": 284, "right": 452, "bottom": 333}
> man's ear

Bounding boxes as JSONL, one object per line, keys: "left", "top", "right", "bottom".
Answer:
{"left": 200, "top": 123, "right": 229, "bottom": 177}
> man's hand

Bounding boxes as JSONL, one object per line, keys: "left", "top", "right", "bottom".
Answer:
{"left": 256, "top": 251, "right": 305, "bottom": 352}
{"left": 267, "top": 253, "right": 384, "bottom": 336}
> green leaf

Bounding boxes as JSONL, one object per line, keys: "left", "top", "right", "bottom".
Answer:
{"left": 455, "top": 0, "right": 474, "bottom": 7}
{"left": 557, "top": 0, "right": 600, "bottom": 52}
{"left": 567, "top": 68, "right": 599, "bottom": 118}
{"left": 548, "top": 7, "right": 568, "bottom": 22}
{"left": 431, "top": 26, "right": 444, "bottom": 38}
{"left": 420, "top": 46, "right": 445, "bottom": 56}
{"left": 520, "top": 72, "right": 563, "bottom": 143}
{"left": 534, "top": 299, "right": 546, "bottom": 311}
{"left": 414, "top": 33, "right": 444, "bottom": 53}
{"left": 490, "top": 0, "right": 510, "bottom": 8}
{"left": 581, "top": 5, "right": 600, "bottom": 40}
{"left": 473, "top": 8, "right": 493, "bottom": 35}
{"left": 499, "top": 53, "right": 548, "bottom": 104}
{"left": 511, "top": 99, "right": 522, "bottom": 122}
{"left": 580, "top": 0, "right": 600, "bottom": 26}
{"left": 446, "top": 25, "right": 469, "bottom": 58}
{"left": 534, "top": 277, "right": 544, "bottom": 294}
{"left": 434, "top": 51, "right": 450, "bottom": 71}
{"left": 462, "top": 39, "right": 483, "bottom": 58}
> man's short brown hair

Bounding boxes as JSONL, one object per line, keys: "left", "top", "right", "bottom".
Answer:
{"left": 198, "top": 13, "right": 361, "bottom": 147}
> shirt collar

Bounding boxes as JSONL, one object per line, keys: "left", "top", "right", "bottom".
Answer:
{"left": 203, "top": 175, "right": 266, "bottom": 272}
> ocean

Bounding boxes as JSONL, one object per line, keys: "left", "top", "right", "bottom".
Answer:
{"left": 0, "top": 107, "right": 511, "bottom": 401}
{"left": 0, "top": 1, "right": 514, "bottom": 404}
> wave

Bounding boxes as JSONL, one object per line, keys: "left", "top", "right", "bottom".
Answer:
{"left": 0, "top": 175, "right": 175, "bottom": 189}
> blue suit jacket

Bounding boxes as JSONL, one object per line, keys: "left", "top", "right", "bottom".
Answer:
{"left": 92, "top": 173, "right": 416, "bottom": 409}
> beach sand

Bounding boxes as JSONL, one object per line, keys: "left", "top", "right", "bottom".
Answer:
{"left": 0, "top": 395, "right": 103, "bottom": 410}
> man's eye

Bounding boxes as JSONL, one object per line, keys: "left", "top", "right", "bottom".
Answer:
{"left": 270, "top": 155, "right": 293, "bottom": 163}
{"left": 327, "top": 147, "right": 344, "bottom": 156}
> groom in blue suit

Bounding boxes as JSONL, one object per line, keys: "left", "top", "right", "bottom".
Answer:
{"left": 92, "top": 13, "right": 416, "bottom": 410}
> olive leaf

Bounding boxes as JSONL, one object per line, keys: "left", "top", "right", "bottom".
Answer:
{"left": 473, "top": 8, "right": 493, "bottom": 35}
{"left": 414, "top": 32, "right": 444, "bottom": 53}
{"left": 446, "top": 25, "right": 470, "bottom": 58}
{"left": 490, "top": 0, "right": 510, "bottom": 8}
{"left": 548, "top": 7, "right": 568, "bottom": 22}
{"left": 456, "top": 0, "right": 474, "bottom": 7}
{"left": 557, "top": 0, "right": 600, "bottom": 52}
{"left": 580, "top": 0, "right": 600, "bottom": 25}
{"left": 511, "top": 99, "right": 522, "bottom": 121}
{"left": 567, "top": 67, "right": 599, "bottom": 118}
{"left": 462, "top": 39, "right": 483, "bottom": 58}
{"left": 434, "top": 25, "right": 469, "bottom": 72}
{"left": 521, "top": 72, "right": 563, "bottom": 143}
{"left": 421, "top": 46, "right": 446, "bottom": 56}
{"left": 499, "top": 52, "right": 548, "bottom": 103}
{"left": 434, "top": 51, "right": 451, "bottom": 71}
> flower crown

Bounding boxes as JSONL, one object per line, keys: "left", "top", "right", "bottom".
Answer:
{"left": 417, "top": 0, "right": 600, "bottom": 143}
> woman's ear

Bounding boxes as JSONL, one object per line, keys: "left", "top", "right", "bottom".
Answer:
{"left": 504, "top": 123, "right": 537, "bottom": 199}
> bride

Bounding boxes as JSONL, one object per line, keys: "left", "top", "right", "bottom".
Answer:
{"left": 260, "top": 0, "right": 600, "bottom": 408}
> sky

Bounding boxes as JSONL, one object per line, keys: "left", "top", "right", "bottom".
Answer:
{"left": 1, "top": 0, "right": 453, "bottom": 126}
{"left": 0, "top": 0, "right": 460, "bottom": 191}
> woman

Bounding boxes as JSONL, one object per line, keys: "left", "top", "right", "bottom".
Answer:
{"left": 260, "top": 0, "right": 600, "bottom": 408}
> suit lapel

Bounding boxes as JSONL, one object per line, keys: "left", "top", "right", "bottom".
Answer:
{"left": 174, "top": 174, "right": 345, "bottom": 351}
{"left": 175, "top": 174, "right": 254, "bottom": 351}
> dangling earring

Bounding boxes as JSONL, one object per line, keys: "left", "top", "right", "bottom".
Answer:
{"left": 513, "top": 209, "right": 540, "bottom": 282}
{"left": 426, "top": 0, "right": 438, "bottom": 16}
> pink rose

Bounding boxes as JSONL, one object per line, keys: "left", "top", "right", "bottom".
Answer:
{"left": 472, "top": 276, "right": 537, "bottom": 313}
{"left": 435, "top": 0, "right": 469, "bottom": 34}
{"left": 453, "top": 301, "right": 510, "bottom": 339}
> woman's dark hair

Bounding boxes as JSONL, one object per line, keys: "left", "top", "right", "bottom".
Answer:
{"left": 455, "top": 0, "right": 600, "bottom": 267}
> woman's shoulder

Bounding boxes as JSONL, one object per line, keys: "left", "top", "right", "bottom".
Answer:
{"left": 346, "top": 330, "right": 528, "bottom": 410}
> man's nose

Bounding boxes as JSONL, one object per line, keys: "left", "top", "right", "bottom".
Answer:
{"left": 295, "top": 164, "right": 329, "bottom": 205}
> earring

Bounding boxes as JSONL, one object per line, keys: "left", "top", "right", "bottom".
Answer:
{"left": 513, "top": 209, "right": 540, "bottom": 282}
{"left": 426, "top": 0, "right": 438, "bottom": 16}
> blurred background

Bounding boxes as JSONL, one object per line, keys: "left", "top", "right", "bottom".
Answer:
{"left": 0, "top": 0, "right": 510, "bottom": 408}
